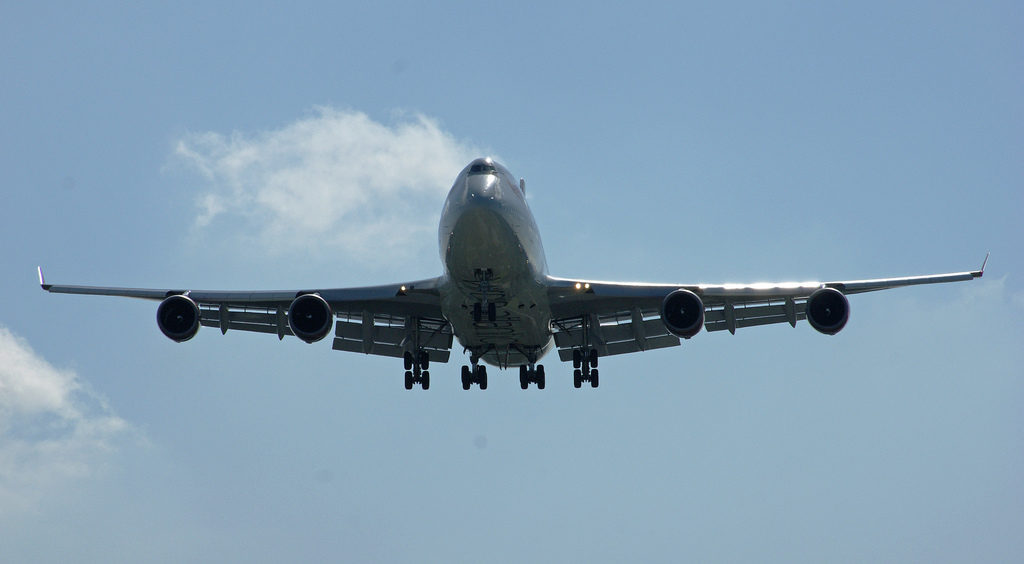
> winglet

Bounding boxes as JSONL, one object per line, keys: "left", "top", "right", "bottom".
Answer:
{"left": 972, "top": 253, "right": 989, "bottom": 278}
{"left": 38, "top": 266, "right": 52, "bottom": 291}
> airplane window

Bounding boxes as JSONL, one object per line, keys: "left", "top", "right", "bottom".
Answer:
{"left": 469, "top": 163, "right": 497, "bottom": 175}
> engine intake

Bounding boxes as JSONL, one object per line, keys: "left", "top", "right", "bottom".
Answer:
{"left": 660, "top": 289, "right": 705, "bottom": 339}
{"left": 288, "top": 293, "right": 333, "bottom": 343}
{"left": 157, "top": 295, "right": 200, "bottom": 342}
{"left": 805, "top": 287, "right": 850, "bottom": 335}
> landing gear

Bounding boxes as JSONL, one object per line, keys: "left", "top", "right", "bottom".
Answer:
{"left": 471, "top": 301, "right": 497, "bottom": 322}
{"left": 471, "top": 268, "right": 498, "bottom": 323}
{"left": 572, "top": 348, "right": 599, "bottom": 388}
{"left": 462, "top": 363, "right": 487, "bottom": 390}
{"left": 403, "top": 350, "right": 430, "bottom": 390}
{"left": 519, "top": 364, "right": 545, "bottom": 389}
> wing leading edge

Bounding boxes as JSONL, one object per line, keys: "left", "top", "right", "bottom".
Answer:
{"left": 546, "top": 255, "right": 986, "bottom": 361}
{"left": 38, "top": 268, "right": 454, "bottom": 363}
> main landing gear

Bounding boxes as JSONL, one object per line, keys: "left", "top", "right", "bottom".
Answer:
{"left": 403, "top": 350, "right": 430, "bottom": 390}
{"left": 519, "top": 364, "right": 546, "bottom": 389}
{"left": 572, "top": 348, "right": 599, "bottom": 388}
{"left": 461, "top": 363, "right": 488, "bottom": 390}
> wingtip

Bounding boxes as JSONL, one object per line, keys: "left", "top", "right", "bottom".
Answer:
{"left": 37, "top": 266, "right": 52, "bottom": 291}
{"left": 973, "top": 252, "right": 989, "bottom": 278}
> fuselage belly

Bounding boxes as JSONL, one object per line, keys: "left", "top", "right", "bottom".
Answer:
{"left": 437, "top": 159, "right": 553, "bottom": 367}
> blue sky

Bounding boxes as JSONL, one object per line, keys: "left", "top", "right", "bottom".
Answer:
{"left": 2, "top": 2, "right": 1021, "bottom": 562}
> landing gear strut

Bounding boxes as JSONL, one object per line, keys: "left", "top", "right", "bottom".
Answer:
{"left": 519, "top": 364, "right": 546, "bottom": 389}
{"left": 572, "top": 348, "right": 599, "bottom": 388}
{"left": 403, "top": 350, "right": 430, "bottom": 390}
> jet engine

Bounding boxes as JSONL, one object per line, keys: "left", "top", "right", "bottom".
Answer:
{"left": 660, "top": 289, "right": 705, "bottom": 339}
{"left": 157, "top": 294, "right": 201, "bottom": 342}
{"left": 288, "top": 293, "right": 333, "bottom": 343}
{"left": 805, "top": 287, "right": 850, "bottom": 335}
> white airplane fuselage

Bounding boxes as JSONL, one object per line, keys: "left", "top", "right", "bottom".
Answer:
{"left": 437, "top": 158, "right": 554, "bottom": 367}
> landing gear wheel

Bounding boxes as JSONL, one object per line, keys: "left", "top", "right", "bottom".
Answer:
{"left": 422, "top": 371, "right": 430, "bottom": 390}
{"left": 573, "top": 369, "right": 582, "bottom": 388}
{"left": 418, "top": 350, "right": 429, "bottom": 370}
{"left": 520, "top": 366, "right": 528, "bottom": 390}
{"left": 479, "top": 366, "right": 488, "bottom": 390}
{"left": 404, "top": 352, "right": 413, "bottom": 371}
{"left": 590, "top": 369, "right": 599, "bottom": 388}
{"left": 590, "top": 349, "right": 599, "bottom": 368}
{"left": 487, "top": 302, "right": 497, "bottom": 322}
{"left": 537, "top": 365, "right": 546, "bottom": 390}
{"left": 461, "top": 365, "right": 471, "bottom": 390}
{"left": 404, "top": 370, "right": 413, "bottom": 390}
{"left": 572, "top": 349, "right": 582, "bottom": 369}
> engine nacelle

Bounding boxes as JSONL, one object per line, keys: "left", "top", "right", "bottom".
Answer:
{"left": 660, "top": 289, "right": 705, "bottom": 339}
{"left": 805, "top": 287, "right": 850, "bottom": 335}
{"left": 288, "top": 293, "right": 333, "bottom": 343}
{"left": 157, "top": 295, "right": 201, "bottom": 342}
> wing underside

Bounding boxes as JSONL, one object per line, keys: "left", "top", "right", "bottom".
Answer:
{"left": 39, "top": 270, "right": 455, "bottom": 362}
{"left": 546, "top": 256, "right": 985, "bottom": 362}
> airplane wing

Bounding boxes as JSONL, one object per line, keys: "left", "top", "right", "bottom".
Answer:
{"left": 544, "top": 255, "right": 988, "bottom": 362}
{"left": 37, "top": 268, "right": 455, "bottom": 363}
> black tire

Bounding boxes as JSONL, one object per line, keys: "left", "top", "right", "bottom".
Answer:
{"left": 404, "top": 370, "right": 413, "bottom": 390}
{"left": 573, "top": 369, "right": 582, "bottom": 388}
{"left": 590, "top": 369, "right": 599, "bottom": 388}
{"left": 422, "top": 371, "right": 430, "bottom": 390}
{"left": 462, "top": 366, "right": 471, "bottom": 390}
{"left": 404, "top": 351, "right": 413, "bottom": 371}
{"left": 537, "top": 367, "right": 545, "bottom": 390}
{"left": 418, "top": 350, "right": 429, "bottom": 370}
{"left": 487, "top": 302, "right": 497, "bottom": 322}
{"left": 479, "top": 366, "right": 488, "bottom": 390}
{"left": 520, "top": 366, "right": 528, "bottom": 389}
{"left": 572, "top": 349, "right": 582, "bottom": 369}
{"left": 590, "top": 349, "right": 599, "bottom": 368}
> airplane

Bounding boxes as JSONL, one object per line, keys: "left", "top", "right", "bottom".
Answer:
{"left": 39, "top": 157, "right": 988, "bottom": 390}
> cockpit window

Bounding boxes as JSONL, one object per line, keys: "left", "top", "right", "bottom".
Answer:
{"left": 468, "top": 163, "right": 497, "bottom": 175}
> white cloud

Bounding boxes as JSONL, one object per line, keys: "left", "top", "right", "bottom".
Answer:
{"left": 0, "top": 327, "right": 132, "bottom": 515}
{"left": 173, "top": 108, "right": 485, "bottom": 262}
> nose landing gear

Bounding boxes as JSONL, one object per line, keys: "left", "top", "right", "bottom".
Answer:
{"left": 471, "top": 269, "right": 498, "bottom": 323}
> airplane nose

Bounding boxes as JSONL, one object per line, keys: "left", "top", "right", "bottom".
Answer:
{"left": 465, "top": 173, "right": 498, "bottom": 199}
